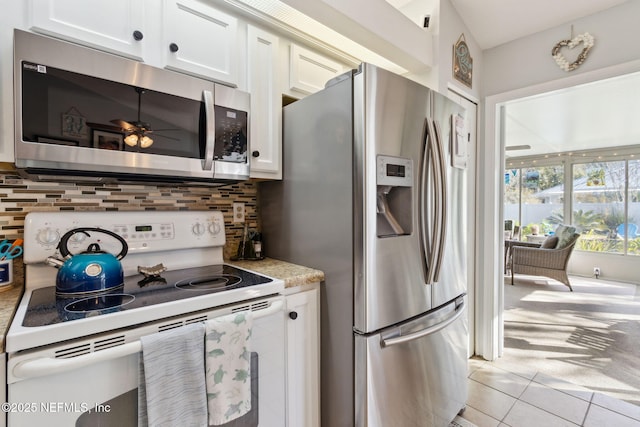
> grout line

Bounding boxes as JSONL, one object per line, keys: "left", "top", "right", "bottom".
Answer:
{"left": 581, "top": 401, "right": 592, "bottom": 427}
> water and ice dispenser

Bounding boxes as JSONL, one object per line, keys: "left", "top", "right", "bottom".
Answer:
{"left": 376, "top": 155, "right": 413, "bottom": 237}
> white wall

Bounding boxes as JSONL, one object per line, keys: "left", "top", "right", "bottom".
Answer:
{"left": 483, "top": 1, "right": 640, "bottom": 96}
{"left": 406, "top": 0, "right": 483, "bottom": 98}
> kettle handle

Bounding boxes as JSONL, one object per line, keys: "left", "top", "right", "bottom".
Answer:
{"left": 58, "top": 227, "right": 129, "bottom": 260}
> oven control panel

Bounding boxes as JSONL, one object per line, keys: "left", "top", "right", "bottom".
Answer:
{"left": 23, "top": 211, "right": 226, "bottom": 264}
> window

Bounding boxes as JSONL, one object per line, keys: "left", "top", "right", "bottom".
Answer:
{"left": 504, "top": 164, "right": 564, "bottom": 239}
{"left": 505, "top": 151, "right": 640, "bottom": 256}
{"left": 572, "top": 160, "right": 639, "bottom": 255}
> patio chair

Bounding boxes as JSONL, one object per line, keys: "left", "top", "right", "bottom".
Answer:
{"left": 510, "top": 227, "right": 580, "bottom": 291}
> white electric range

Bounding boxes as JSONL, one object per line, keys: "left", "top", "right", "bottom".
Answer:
{"left": 5, "top": 210, "right": 286, "bottom": 426}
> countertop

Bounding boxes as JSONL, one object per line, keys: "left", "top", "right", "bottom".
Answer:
{"left": 0, "top": 258, "right": 25, "bottom": 353}
{"left": 226, "top": 257, "right": 325, "bottom": 288}
{"left": 0, "top": 257, "right": 323, "bottom": 352}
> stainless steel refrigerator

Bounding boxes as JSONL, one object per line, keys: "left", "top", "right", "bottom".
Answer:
{"left": 260, "top": 63, "right": 469, "bottom": 427}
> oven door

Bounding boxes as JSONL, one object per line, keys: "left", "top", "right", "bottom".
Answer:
{"left": 7, "top": 296, "right": 285, "bottom": 426}
{"left": 14, "top": 29, "right": 249, "bottom": 183}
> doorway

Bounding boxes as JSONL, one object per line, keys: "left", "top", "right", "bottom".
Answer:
{"left": 477, "top": 61, "right": 640, "bottom": 362}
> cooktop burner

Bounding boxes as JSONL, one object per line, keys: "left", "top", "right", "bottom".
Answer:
{"left": 23, "top": 264, "right": 272, "bottom": 327}
{"left": 63, "top": 293, "right": 136, "bottom": 313}
{"left": 175, "top": 274, "right": 242, "bottom": 291}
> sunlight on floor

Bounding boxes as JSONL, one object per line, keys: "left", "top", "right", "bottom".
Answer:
{"left": 460, "top": 275, "right": 640, "bottom": 426}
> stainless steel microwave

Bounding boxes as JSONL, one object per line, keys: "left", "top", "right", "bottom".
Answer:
{"left": 13, "top": 29, "right": 250, "bottom": 186}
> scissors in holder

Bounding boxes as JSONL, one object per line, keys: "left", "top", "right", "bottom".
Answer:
{"left": 0, "top": 239, "right": 24, "bottom": 260}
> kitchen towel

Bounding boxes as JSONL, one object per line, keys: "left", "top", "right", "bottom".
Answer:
{"left": 205, "top": 310, "right": 253, "bottom": 425}
{"left": 138, "top": 322, "right": 207, "bottom": 427}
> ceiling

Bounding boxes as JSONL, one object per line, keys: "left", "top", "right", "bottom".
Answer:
{"left": 442, "top": 0, "right": 639, "bottom": 158}
{"left": 504, "top": 71, "right": 640, "bottom": 158}
{"left": 449, "top": 0, "right": 629, "bottom": 50}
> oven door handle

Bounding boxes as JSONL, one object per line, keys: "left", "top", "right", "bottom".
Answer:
{"left": 12, "top": 299, "right": 284, "bottom": 381}
{"left": 13, "top": 341, "right": 142, "bottom": 380}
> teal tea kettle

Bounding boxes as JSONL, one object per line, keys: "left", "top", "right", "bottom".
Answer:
{"left": 46, "top": 228, "right": 128, "bottom": 296}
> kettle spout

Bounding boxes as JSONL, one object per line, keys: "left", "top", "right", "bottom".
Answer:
{"left": 45, "top": 256, "right": 65, "bottom": 269}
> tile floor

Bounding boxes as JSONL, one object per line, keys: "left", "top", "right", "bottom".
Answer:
{"left": 459, "top": 357, "right": 640, "bottom": 426}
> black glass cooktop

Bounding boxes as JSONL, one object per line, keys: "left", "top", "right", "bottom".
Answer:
{"left": 23, "top": 264, "right": 272, "bottom": 327}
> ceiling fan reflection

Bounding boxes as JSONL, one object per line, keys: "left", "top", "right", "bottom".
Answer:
{"left": 111, "top": 87, "right": 180, "bottom": 148}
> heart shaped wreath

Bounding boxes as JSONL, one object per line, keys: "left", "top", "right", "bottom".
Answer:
{"left": 551, "top": 32, "right": 594, "bottom": 72}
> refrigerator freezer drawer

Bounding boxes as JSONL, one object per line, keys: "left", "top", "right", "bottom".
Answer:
{"left": 354, "top": 295, "right": 468, "bottom": 427}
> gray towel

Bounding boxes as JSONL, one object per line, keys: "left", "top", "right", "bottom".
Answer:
{"left": 139, "top": 323, "right": 207, "bottom": 427}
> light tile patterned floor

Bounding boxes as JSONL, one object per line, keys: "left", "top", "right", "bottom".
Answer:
{"left": 460, "top": 358, "right": 640, "bottom": 426}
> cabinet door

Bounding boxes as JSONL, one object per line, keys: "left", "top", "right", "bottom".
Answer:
{"left": 289, "top": 44, "right": 346, "bottom": 95}
{"left": 28, "top": 0, "right": 146, "bottom": 60}
{"left": 163, "top": 0, "right": 239, "bottom": 86}
{"left": 286, "top": 287, "right": 320, "bottom": 427}
{"left": 247, "top": 25, "right": 281, "bottom": 179}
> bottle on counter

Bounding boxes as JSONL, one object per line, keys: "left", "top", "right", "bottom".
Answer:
{"left": 252, "top": 232, "right": 262, "bottom": 258}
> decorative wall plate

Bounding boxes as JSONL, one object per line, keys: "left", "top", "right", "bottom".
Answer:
{"left": 551, "top": 32, "right": 594, "bottom": 72}
{"left": 453, "top": 33, "right": 473, "bottom": 88}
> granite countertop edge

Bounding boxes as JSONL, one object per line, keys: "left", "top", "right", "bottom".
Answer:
{"left": 0, "top": 284, "right": 24, "bottom": 353}
{"left": 226, "top": 257, "right": 325, "bottom": 288}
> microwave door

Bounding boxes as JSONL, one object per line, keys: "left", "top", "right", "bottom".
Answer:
{"left": 14, "top": 30, "right": 251, "bottom": 184}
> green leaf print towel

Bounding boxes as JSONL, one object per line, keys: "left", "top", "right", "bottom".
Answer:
{"left": 205, "top": 310, "right": 253, "bottom": 425}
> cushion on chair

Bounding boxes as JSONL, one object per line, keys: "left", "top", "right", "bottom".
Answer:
{"left": 554, "top": 225, "right": 577, "bottom": 248}
{"left": 541, "top": 235, "right": 559, "bottom": 249}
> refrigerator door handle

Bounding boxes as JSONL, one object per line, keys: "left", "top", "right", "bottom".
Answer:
{"left": 432, "top": 119, "right": 448, "bottom": 282}
{"left": 380, "top": 297, "right": 465, "bottom": 348}
{"left": 420, "top": 118, "right": 441, "bottom": 285}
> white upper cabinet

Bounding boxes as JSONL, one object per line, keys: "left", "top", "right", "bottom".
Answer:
{"left": 247, "top": 25, "right": 281, "bottom": 178}
{"left": 289, "top": 44, "right": 347, "bottom": 95}
{"left": 162, "top": 0, "right": 239, "bottom": 86}
{"left": 27, "top": 0, "right": 240, "bottom": 86}
{"left": 8, "top": 1, "right": 353, "bottom": 169}
{"left": 28, "top": 0, "right": 147, "bottom": 60}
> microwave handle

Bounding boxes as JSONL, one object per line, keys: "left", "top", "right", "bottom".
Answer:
{"left": 202, "top": 90, "right": 215, "bottom": 171}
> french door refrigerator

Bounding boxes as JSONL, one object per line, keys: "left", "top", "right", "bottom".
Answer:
{"left": 260, "top": 63, "right": 468, "bottom": 427}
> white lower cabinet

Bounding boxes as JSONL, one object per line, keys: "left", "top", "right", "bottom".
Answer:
{"left": 285, "top": 286, "right": 320, "bottom": 427}
{"left": 1, "top": 353, "right": 5, "bottom": 427}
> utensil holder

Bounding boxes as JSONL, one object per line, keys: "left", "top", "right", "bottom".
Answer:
{"left": 0, "top": 259, "right": 13, "bottom": 287}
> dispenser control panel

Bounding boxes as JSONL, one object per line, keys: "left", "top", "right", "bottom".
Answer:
{"left": 377, "top": 155, "right": 413, "bottom": 187}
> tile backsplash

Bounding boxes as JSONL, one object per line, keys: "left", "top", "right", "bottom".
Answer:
{"left": 0, "top": 166, "right": 259, "bottom": 260}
